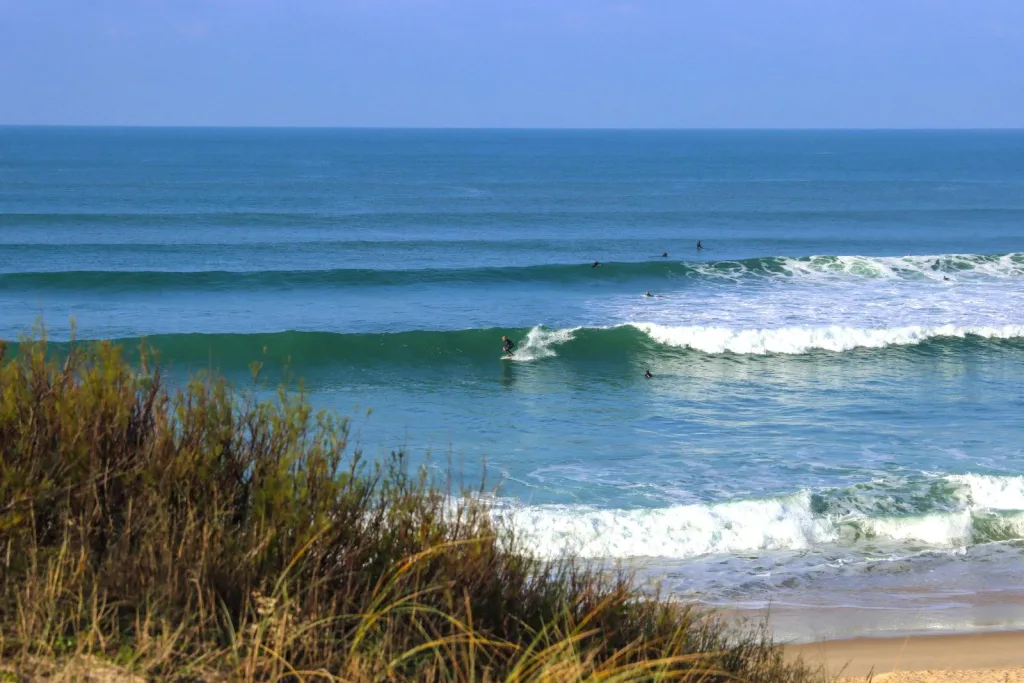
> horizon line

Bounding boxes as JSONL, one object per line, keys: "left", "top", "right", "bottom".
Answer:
{"left": 1, "top": 124, "right": 1023, "bottom": 132}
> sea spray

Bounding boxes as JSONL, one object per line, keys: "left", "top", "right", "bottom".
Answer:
{"left": 628, "top": 323, "right": 1024, "bottom": 355}
{"left": 491, "top": 474, "right": 1024, "bottom": 560}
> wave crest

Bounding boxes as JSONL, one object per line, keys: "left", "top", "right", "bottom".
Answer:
{"left": 13, "top": 323, "right": 1024, "bottom": 370}
{"left": 497, "top": 475, "right": 1024, "bottom": 560}
{"left": 2, "top": 252, "right": 1021, "bottom": 291}
{"left": 629, "top": 323, "right": 1024, "bottom": 355}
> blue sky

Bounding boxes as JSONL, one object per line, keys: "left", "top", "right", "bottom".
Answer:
{"left": 1, "top": 0, "right": 1022, "bottom": 127}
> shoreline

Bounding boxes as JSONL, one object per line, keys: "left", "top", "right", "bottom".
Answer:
{"left": 719, "top": 591, "right": 1024, "bottom": 644}
{"left": 786, "top": 630, "right": 1024, "bottom": 679}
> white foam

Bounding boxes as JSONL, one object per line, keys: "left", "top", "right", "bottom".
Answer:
{"left": 509, "top": 326, "right": 578, "bottom": 361}
{"left": 858, "top": 511, "right": 974, "bottom": 546}
{"left": 628, "top": 323, "right": 1024, "bottom": 355}
{"left": 947, "top": 474, "right": 1024, "bottom": 511}
{"left": 495, "top": 475, "right": 1024, "bottom": 560}
{"left": 972, "top": 511, "right": 1024, "bottom": 542}
{"left": 690, "top": 253, "right": 1024, "bottom": 282}
{"left": 500, "top": 502, "right": 1006, "bottom": 559}
{"left": 496, "top": 492, "right": 837, "bottom": 559}
{"left": 598, "top": 251, "right": 1024, "bottom": 350}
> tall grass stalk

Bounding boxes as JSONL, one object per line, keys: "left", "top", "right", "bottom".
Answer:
{"left": 0, "top": 332, "right": 820, "bottom": 681}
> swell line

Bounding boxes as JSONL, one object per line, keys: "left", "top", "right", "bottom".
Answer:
{"left": 10, "top": 324, "right": 1024, "bottom": 370}
{"left": 1, "top": 252, "right": 1021, "bottom": 291}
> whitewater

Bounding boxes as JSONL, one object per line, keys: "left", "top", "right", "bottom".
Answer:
{"left": 3, "top": 127, "right": 1024, "bottom": 640}
{"left": 497, "top": 474, "right": 1024, "bottom": 560}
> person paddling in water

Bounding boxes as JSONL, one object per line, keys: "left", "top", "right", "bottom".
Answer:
{"left": 501, "top": 335, "right": 516, "bottom": 357}
{"left": 644, "top": 369, "right": 653, "bottom": 379}
{"left": 591, "top": 260, "right": 602, "bottom": 268}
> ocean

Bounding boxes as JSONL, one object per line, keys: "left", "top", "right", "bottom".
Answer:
{"left": 2, "top": 128, "right": 1023, "bottom": 640}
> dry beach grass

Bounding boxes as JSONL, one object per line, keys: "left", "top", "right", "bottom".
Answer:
{"left": 0, "top": 330, "right": 823, "bottom": 682}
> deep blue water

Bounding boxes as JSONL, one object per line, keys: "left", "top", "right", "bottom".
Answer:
{"left": 2, "top": 128, "right": 1023, "bottom": 637}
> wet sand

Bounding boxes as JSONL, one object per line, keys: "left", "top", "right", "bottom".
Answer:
{"left": 787, "top": 631, "right": 1024, "bottom": 680}
{"left": 843, "top": 670, "right": 1024, "bottom": 682}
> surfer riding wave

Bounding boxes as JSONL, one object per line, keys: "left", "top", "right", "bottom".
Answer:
{"left": 501, "top": 335, "right": 516, "bottom": 357}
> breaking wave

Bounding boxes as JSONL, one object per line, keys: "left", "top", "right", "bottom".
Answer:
{"left": 628, "top": 323, "right": 1024, "bottom": 355}
{"left": 2, "top": 252, "right": 1022, "bottom": 291}
{"left": 495, "top": 475, "right": 1024, "bottom": 560}
{"left": 13, "top": 323, "right": 1024, "bottom": 370}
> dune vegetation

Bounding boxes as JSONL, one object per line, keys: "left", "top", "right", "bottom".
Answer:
{"left": 0, "top": 332, "right": 821, "bottom": 682}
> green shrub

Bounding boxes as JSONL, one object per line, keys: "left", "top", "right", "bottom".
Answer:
{"left": 0, "top": 332, "right": 819, "bottom": 682}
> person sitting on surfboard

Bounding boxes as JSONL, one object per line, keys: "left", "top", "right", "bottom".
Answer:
{"left": 591, "top": 260, "right": 602, "bottom": 268}
{"left": 644, "top": 369, "right": 653, "bottom": 379}
{"left": 662, "top": 251, "right": 668, "bottom": 257}
{"left": 501, "top": 335, "right": 516, "bottom": 357}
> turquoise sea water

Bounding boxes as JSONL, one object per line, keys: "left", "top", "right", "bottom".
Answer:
{"left": 2, "top": 128, "right": 1023, "bottom": 639}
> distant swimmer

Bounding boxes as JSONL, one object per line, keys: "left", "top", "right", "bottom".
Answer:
{"left": 644, "top": 369, "right": 653, "bottom": 379}
{"left": 591, "top": 261, "right": 602, "bottom": 268}
{"left": 501, "top": 335, "right": 516, "bottom": 357}
{"left": 662, "top": 251, "right": 669, "bottom": 258}
{"left": 644, "top": 290, "right": 653, "bottom": 297}
{"left": 696, "top": 240, "right": 703, "bottom": 251}
{"left": 943, "top": 276, "right": 951, "bottom": 281}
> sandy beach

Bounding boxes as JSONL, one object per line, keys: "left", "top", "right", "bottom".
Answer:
{"left": 788, "top": 631, "right": 1024, "bottom": 681}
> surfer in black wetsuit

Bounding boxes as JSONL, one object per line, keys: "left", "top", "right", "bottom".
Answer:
{"left": 662, "top": 251, "right": 668, "bottom": 258}
{"left": 696, "top": 240, "right": 703, "bottom": 251}
{"left": 501, "top": 335, "right": 516, "bottom": 357}
{"left": 644, "top": 369, "right": 653, "bottom": 379}
{"left": 592, "top": 261, "right": 602, "bottom": 268}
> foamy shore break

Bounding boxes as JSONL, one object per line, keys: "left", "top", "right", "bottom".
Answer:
{"left": 498, "top": 473, "right": 1024, "bottom": 559}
